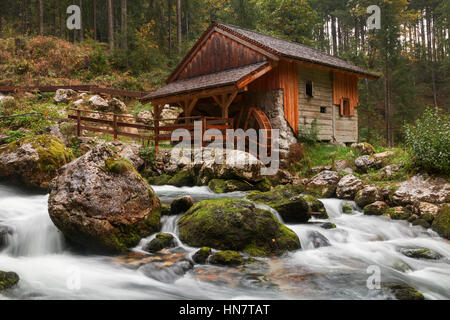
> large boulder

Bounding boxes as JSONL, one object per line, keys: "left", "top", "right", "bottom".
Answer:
{"left": 54, "top": 89, "right": 78, "bottom": 103}
{"left": 393, "top": 174, "right": 450, "bottom": 205}
{"left": 108, "top": 98, "right": 127, "bottom": 113}
{"left": 355, "top": 185, "right": 382, "bottom": 208}
{"left": 170, "top": 196, "right": 194, "bottom": 215}
{"left": 247, "top": 185, "right": 311, "bottom": 223}
{"left": 431, "top": 204, "right": 450, "bottom": 240}
{"left": 48, "top": 144, "right": 161, "bottom": 254}
{"left": 178, "top": 199, "right": 301, "bottom": 257}
{"left": 355, "top": 151, "right": 392, "bottom": 173}
{"left": 336, "top": 174, "right": 364, "bottom": 199}
{"left": 0, "top": 135, "right": 74, "bottom": 189}
{"left": 306, "top": 170, "right": 341, "bottom": 198}
{"left": 106, "top": 141, "right": 144, "bottom": 170}
{"left": 88, "top": 95, "right": 109, "bottom": 110}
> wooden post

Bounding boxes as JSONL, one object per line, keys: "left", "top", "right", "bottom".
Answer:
{"left": 113, "top": 114, "right": 118, "bottom": 142}
{"left": 77, "top": 110, "right": 81, "bottom": 137}
{"left": 201, "top": 116, "right": 206, "bottom": 147}
{"left": 154, "top": 105, "right": 160, "bottom": 152}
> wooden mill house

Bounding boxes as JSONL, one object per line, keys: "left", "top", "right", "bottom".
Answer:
{"left": 141, "top": 22, "right": 379, "bottom": 156}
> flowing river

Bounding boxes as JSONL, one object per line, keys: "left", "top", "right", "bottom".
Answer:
{"left": 0, "top": 182, "right": 449, "bottom": 300}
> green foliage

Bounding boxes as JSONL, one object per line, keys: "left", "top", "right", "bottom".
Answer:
{"left": 404, "top": 107, "right": 450, "bottom": 175}
{"left": 5, "top": 130, "right": 30, "bottom": 143}
{"left": 89, "top": 47, "right": 111, "bottom": 75}
{"left": 138, "top": 145, "right": 156, "bottom": 166}
{"left": 297, "top": 119, "right": 319, "bottom": 145}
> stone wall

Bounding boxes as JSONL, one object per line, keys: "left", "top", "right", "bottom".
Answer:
{"left": 244, "top": 89, "right": 297, "bottom": 156}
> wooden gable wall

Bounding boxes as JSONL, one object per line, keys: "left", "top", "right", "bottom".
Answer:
{"left": 248, "top": 60, "right": 299, "bottom": 133}
{"left": 333, "top": 72, "right": 359, "bottom": 115}
{"left": 177, "top": 31, "right": 267, "bottom": 80}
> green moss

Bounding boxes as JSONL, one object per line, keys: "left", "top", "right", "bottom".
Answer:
{"left": 104, "top": 156, "right": 135, "bottom": 174}
{"left": 384, "top": 207, "right": 412, "bottom": 220}
{"left": 192, "top": 247, "right": 212, "bottom": 264}
{"left": 208, "top": 179, "right": 252, "bottom": 193}
{"left": 168, "top": 169, "right": 195, "bottom": 187}
{"left": 300, "top": 194, "right": 329, "bottom": 218}
{"left": 431, "top": 204, "right": 450, "bottom": 240}
{"left": 0, "top": 271, "right": 20, "bottom": 291}
{"left": 147, "top": 174, "right": 172, "bottom": 186}
{"left": 342, "top": 203, "right": 353, "bottom": 214}
{"left": 255, "top": 177, "right": 272, "bottom": 192}
{"left": 1, "top": 134, "right": 74, "bottom": 173}
{"left": 209, "top": 250, "right": 243, "bottom": 266}
{"left": 178, "top": 198, "right": 300, "bottom": 257}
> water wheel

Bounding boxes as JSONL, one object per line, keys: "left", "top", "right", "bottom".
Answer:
{"left": 234, "top": 106, "right": 272, "bottom": 157}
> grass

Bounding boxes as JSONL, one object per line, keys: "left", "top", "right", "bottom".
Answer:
{"left": 295, "top": 143, "right": 357, "bottom": 177}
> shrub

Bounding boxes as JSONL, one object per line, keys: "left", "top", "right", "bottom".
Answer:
{"left": 139, "top": 145, "right": 156, "bottom": 166}
{"left": 404, "top": 107, "right": 450, "bottom": 175}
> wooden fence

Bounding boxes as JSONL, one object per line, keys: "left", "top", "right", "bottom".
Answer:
{"left": 67, "top": 109, "right": 234, "bottom": 151}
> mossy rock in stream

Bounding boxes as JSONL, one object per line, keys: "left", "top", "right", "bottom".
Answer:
{"left": 0, "top": 271, "right": 19, "bottom": 291}
{"left": 382, "top": 282, "right": 424, "bottom": 300}
{"left": 178, "top": 199, "right": 301, "bottom": 257}
{"left": 300, "top": 194, "right": 328, "bottom": 219}
{"left": 143, "top": 233, "right": 175, "bottom": 253}
{"left": 246, "top": 185, "right": 311, "bottom": 223}
{"left": 167, "top": 169, "right": 195, "bottom": 187}
{"left": 192, "top": 247, "right": 212, "bottom": 264}
{"left": 383, "top": 207, "right": 412, "bottom": 220}
{"left": 147, "top": 174, "right": 173, "bottom": 186}
{"left": 0, "top": 134, "right": 74, "bottom": 189}
{"left": 209, "top": 250, "right": 244, "bottom": 266}
{"left": 208, "top": 179, "right": 252, "bottom": 193}
{"left": 431, "top": 204, "right": 450, "bottom": 240}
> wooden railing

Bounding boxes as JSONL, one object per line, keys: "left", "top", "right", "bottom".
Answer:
{"left": 67, "top": 109, "right": 233, "bottom": 151}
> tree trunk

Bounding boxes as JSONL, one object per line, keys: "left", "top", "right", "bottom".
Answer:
{"left": 93, "top": 0, "right": 97, "bottom": 41}
{"left": 176, "top": 0, "right": 181, "bottom": 54}
{"left": 121, "top": 0, "right": 127, "bottom": 50}
{"left": 168, "top": 0, "right": 172, "bottom": 57}
{"left": 107, "top": 0, "right": 114, "bottom": 51}
{"left": 39, "top": 0, "right": 44, "bottom": 36}
{"left": 79, "top": 0, "right": 84, "bottom": 42}
{"left": 331, "top": 16, "right": 337, "bottom": 56}
{"left": 185, "top": 0, "right": 189, "bottom": 42}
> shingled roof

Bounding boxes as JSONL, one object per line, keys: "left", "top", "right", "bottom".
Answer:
{"left": 142, "top": 62, "right": 269, "bottom": 101}
{"left": 215, "top": 22, "right": 377, "bottom": 78}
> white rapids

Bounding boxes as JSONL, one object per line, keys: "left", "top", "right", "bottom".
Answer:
{"left": 0, "top": 183, "right": 449, "bottom": 300}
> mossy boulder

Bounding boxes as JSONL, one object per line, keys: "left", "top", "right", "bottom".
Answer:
{"left": 412, "top": 219, "right": 431, "bottom": 229}
{"left": 355, "top": 186, "right": 382, "bottom": 208}
{"left": 208, "top": 179, "right": 252, "bottom": 193}
{"left": 143, "top": 233, "right": 175, "bottom": 253}
{"left": 147, "top": 174, "right": 173, "bottom": 186}
{"left": 254, "top": 177, "right": 272, "bottom": 192}
{"left": 351, "top": 142, "right": 376, "bottom": 155}
{"left": 209, "top": 251, "right": 244, "bottom": 266}
{"left": 300, "top": 194, "right": 328, "bottom": 219}
{"left": 363, "top": 201, "right": 389, "bottom": 216}
{"left": 178, "top": 199, "right": 301, "bottom": 257}
{"left": 247, "top": 185, "right": 311, "bottom": 223}
{"left": 0, "top": 271, "right": 19, "bottom": 291}
{"left": 192, "top": 247, "right": 212, "bottom": 264}
{"left": 431, "top": 204, "right": 450, "bottom": 240}
{"left": 168, "top": 169, "right": 195, "bottom": 187}
{"left": 0, "top": 134, "right": 74, "bottom": 189}
{"left": 400, "top": 247, "right": 443, "bottom": 260}
{"left": 48, "top": 145, "right": 161, "bottom": 254}
{"left": 384, "top": 207, "right": 412, "bottom": 220}
{"left": 382, "top": 282, "right": 424, "bottom": 300}
{"left": 170, "top": 196, "right": 194, "bottom": 215}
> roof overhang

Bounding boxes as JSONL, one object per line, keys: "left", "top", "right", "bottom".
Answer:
{"left": 141, "top": 62, "right": 273, "bottom": 104}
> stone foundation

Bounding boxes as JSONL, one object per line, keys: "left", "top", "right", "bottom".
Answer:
{"left": 244, "top": 89, "right": 297, "bottom": 157}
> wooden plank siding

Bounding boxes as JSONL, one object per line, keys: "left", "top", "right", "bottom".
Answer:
{"left": 298, "top": 66, "right": 358, "bottom": 144}
{"left": 333, "top": 72, "right": 359, "bottom": 112}
{"left": 248, "top": 60, "right": 299, "bottom": 133}
{"left": 178, "top": 31, "right": 267, "bottom": 80}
